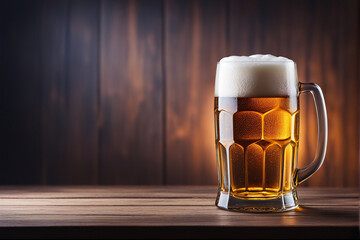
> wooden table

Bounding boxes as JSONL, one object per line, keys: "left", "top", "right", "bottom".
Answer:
{"left": 0, "top": 186, "right": 357, "bottom": 239}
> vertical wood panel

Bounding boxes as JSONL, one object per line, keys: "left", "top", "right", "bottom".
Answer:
{"left": 335, "top": 0, "right": 359, "bottom": 186}
{"left": 41, "top": 0, "right": 68, "bottom": 184}
{"left": 289, "top": 0, "right": 318, "bottom": 187}
{"left": 42, "top": 0, "right": 99, "bottom": 184}
{"left": 305, "top": 0, "right": 336, "bottom": 187}
{"left": 229, "top": 0, "right": 359, "bottom": 187}
{"left": 0, "top": 0, "right": 42, "bottom": 184}
{"left": 99, "top": 0, "right": 163, "bottom": 184}
{"left": 165, "top": 0, "right": 227, "bottom": 184}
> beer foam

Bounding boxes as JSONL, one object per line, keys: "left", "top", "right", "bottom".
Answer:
{"left": 215, "top": 54, "right": 298, "bottom": 97}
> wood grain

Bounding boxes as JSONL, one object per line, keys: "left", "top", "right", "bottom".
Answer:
{"left": 40, "top": 0, "right": 68, "bottom": 184}
{"left": 42, "top": 0, "right": 99, "bottom": 184}
{"left": 228, "top": 0, "right": 359, "bottom": 187}
{"left": 333, "top": 0, "right": 359, "bottom": 187}
{"left": 165, "top": 0, "right": 227, "bottom": 184}
{"left": 99, "top": 0, "right": 163, "bottom": 184}
{"left": 0, "top": 0, "right": 42, "bottom": 184}
{"left": 0, "top": 186, "right": 356, "bottom": 239}
{"left": 0, "top": 186, "right": 356, "bottom": 206}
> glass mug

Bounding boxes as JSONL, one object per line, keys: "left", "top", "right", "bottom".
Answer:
{"left": 214, "top": 55, "right": 328, "bottom": 212}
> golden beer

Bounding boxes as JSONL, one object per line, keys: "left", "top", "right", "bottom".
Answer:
{"left": 214, "top": 54, "right": 327, "bottom": 212}
{"left": 214, "top": 96, "right": 299, "bottom": 199}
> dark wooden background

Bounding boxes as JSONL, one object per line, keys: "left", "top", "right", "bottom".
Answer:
{"left": 1, "top": 0, "right": 359, "bottom": 186}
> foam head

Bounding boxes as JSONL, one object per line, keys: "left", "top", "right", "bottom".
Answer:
{"left": 215, "top": 54, "right": 298, "bottom": 97}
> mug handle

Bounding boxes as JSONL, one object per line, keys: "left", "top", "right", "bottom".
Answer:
{"left": 294, "top": 82, "right": 328, "bottom": 185}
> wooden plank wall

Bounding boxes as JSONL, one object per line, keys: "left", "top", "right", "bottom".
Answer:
{"left": 0, "top": 0, "right": 358, "bottom": 186}
{"left": 165, "top": 0, "right": 227, "bottom": 184}
{"left": 99, "top": 0, "right": 163, "bottom": 184}
{"left": 41, "top": 0, "right": 99, "bottom": 184}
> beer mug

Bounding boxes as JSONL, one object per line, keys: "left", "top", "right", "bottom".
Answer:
{"left": 214, "top": 55, "right": 328, "bottom": 212}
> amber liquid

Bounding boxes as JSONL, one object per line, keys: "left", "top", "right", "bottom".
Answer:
{"left": 214, "top": 97, "right": 299, "bottom": 199}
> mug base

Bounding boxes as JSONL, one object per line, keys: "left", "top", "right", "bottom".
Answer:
{"left": 216, "top": 189, "right": 299, "bottom": 212}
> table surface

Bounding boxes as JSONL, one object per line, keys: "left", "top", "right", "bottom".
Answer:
{"left": 0, "top": 186, "right": 357, "bottom": 239}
